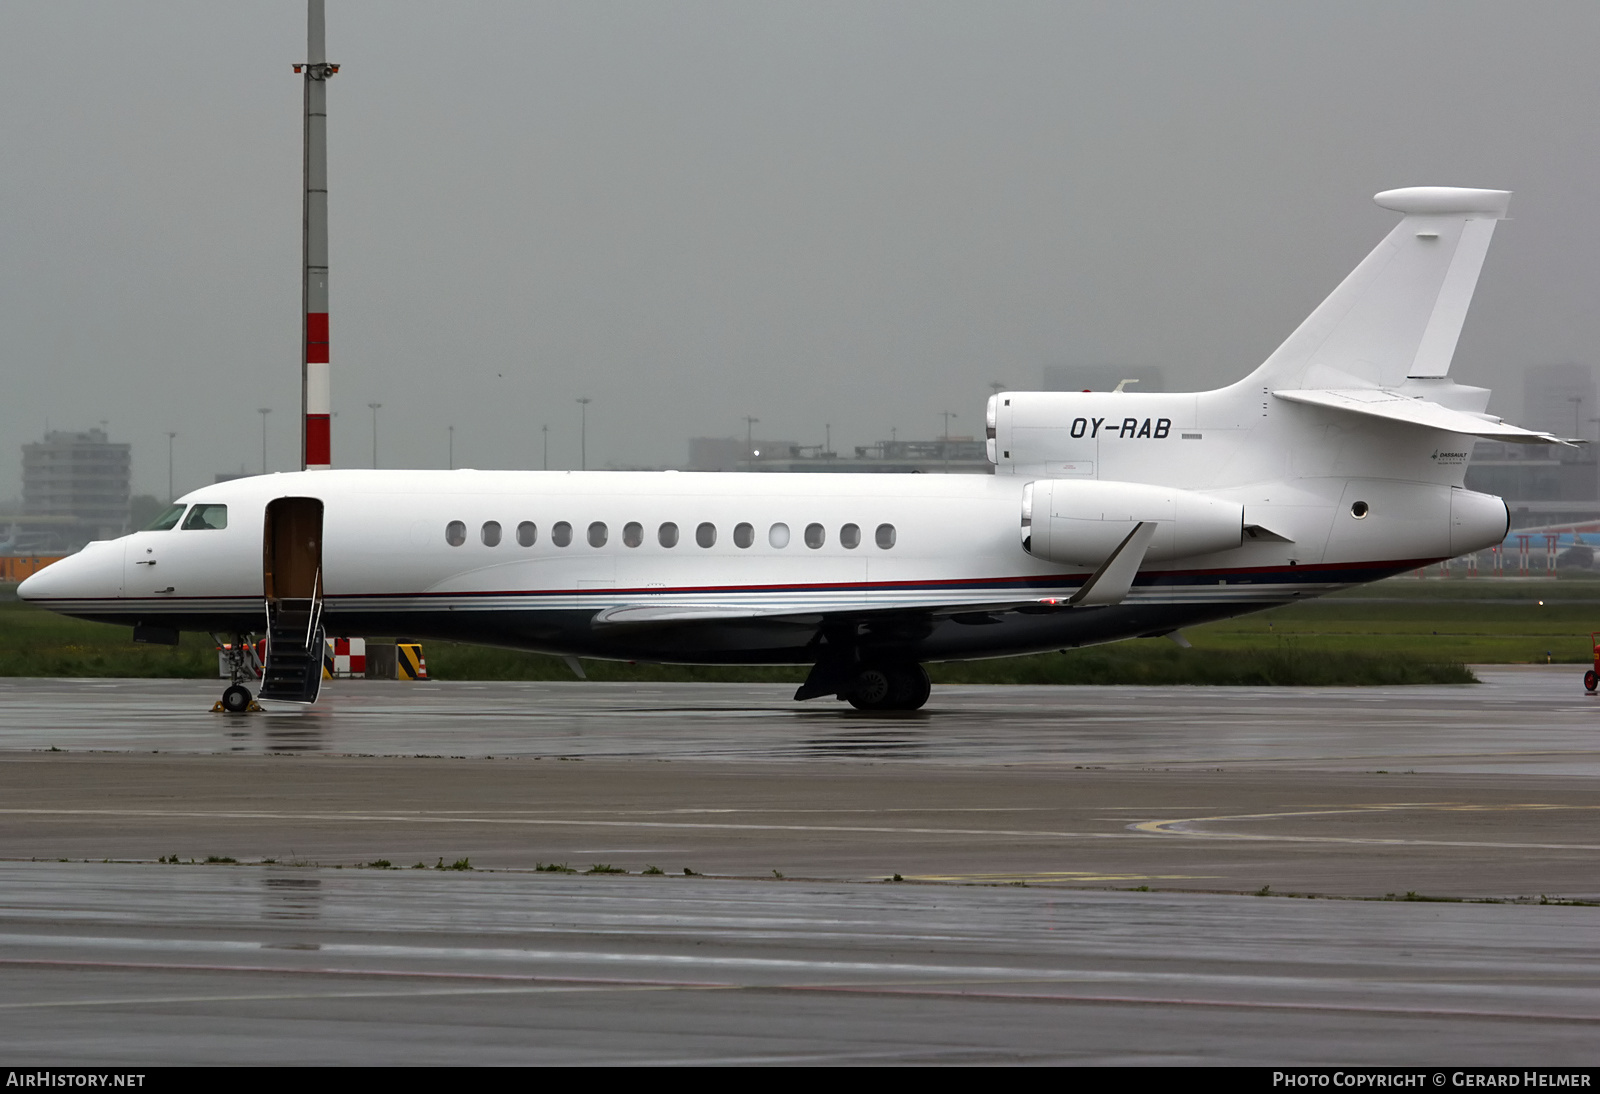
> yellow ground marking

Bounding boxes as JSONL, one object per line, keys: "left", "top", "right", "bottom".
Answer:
{"left": 904, "top": 871, "right": 1218, "bottom": 883}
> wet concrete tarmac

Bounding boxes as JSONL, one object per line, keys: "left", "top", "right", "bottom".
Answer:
{"left": 1, "top": 671, "right": 1597, "bottom": 1063}
{"left": 0, "top": 667, "right": 1596, "bottom": 774}
{"left": 2, "top": 863, "right": 1597, "bottom": 1065}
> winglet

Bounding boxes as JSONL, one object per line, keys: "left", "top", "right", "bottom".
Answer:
{"left": 1068, "top": 522, "right": 1157, "bottom": 607}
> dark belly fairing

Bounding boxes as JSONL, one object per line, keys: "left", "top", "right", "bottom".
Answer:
{"left": 317, "top": 598, "right": 1286, "bottom": 665}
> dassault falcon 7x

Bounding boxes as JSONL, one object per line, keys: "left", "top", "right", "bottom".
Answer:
{"left": 21, "top": 187, "right": 1563, "bottom": 712}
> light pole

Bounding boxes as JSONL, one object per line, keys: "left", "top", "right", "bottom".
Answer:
{"left": 743, "top": 416, "right": 759, "bottom": 467}
{"left": 824, "top": 423, "right": 831, "bottom": 456}
{"left": 576, "top": 397, "right": 592, "bottom": 470}
{"left": 542, "top": 424, "right": 549, "bottom": 470}
{"left": 166, "top": 432, "right": 177, "bottom": 501}
{"left": 1571, "top": 396, "right": 1584, "bottom": 439}
{"left": 447, "top": 424, "right": 454, "bottom": 470}
{"left": 941, "top": 411, "right": 957, "bottom": 472}
{"left": 368, "top": 402, "right": 382, "bottom": 468}
{"left": 257, "top": 408, "right": 271, "bottom": 473}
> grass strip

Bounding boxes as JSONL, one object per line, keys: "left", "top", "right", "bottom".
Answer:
{"left": 0, "top": 591, "right": 1473, "bottom": 685}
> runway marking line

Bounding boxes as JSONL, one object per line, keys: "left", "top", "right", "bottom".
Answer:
{"left": 2, "top": 958, "right": 1598, "bottom": 1027}
{"left": 0, "top": 808, "right": 1113, "bottom": 842}
{"left": 6, "top": 805, "right": 1600, "bottom": 851}
{"left": 1133, "top": 802, "right": 1600, "bottom": 849}
{"left": 1071, "top": 748, "right": 1600, "bottom": 769}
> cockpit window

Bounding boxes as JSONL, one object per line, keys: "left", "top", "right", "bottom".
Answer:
{"left": 181, "top": 504, "right": 228, "bottom": 530}
{"left": 143, "top": 504, "right": 187, "bottom": 531}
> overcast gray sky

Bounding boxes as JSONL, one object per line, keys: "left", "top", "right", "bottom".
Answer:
{"left": 3, "top": 1, "right": 1598, "bottom": 498}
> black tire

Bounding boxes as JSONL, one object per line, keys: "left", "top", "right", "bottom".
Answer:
{"left": 221, "top": 684, "right": 253, "bottom": 713}
{"left": 1585, "top": 670, "right": 1598, "bottom": 694}
{"left": 846, "top": 666, "right": 896, "bottom": 711}
{"left": 889, "top": 663, "right": 931, "bottom": 711}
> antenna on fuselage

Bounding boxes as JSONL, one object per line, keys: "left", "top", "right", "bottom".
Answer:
{"left": 294, "top": 0, "right": 338, "bottom": 470}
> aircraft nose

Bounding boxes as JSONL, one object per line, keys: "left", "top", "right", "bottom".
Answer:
{"left": 17, "top": 540, "right": 125, "bottom": 602}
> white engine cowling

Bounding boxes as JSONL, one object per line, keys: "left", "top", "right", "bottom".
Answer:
{"left": 1022, "top": 479, "right": 1245, "bottom": 565}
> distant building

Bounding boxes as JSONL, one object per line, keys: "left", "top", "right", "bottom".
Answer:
{"left": 687, "top": 437, "right": 799, "bottom": 473}
{"left": 1042, "top": 365, "right": 1167, "bottom": 393}
{"left": 18, "top": 428, "right": 131, "bottom": 549}
{"left": 1522, "top": 363, "right": 1595, "bottom": 440}
{"left": 688, "top": 435, "right": 990, "bottom": 475}
{"left": 1467, "top": 440, "right": 1599, "bottom": 529}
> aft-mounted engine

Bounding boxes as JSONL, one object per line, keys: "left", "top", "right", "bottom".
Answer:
{"left": 1021, "top": 479, "right": 1244, "bottom": 566}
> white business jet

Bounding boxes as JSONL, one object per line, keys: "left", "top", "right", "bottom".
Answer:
{"left": 20, "top": 187, "right": 1563, "bottom": 712}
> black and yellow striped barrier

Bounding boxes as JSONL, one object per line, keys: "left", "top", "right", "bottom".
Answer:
{"left": 398, "top": 642, "right": 429, "bottom": 680}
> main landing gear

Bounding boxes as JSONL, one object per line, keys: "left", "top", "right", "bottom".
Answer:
{"left": 212, "top": 633, "right": 262, "bottom": 714}
{"left": 845, "top": 662, "right": 931, "bottom": 712}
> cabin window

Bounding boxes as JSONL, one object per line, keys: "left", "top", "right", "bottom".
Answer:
{"left": 658, "top": 522, "right": 679, "bottom": 548}
{"left": 768, "top": 522, "right": 790, "bottom": 548}
{"left": 144, "top": 504, "right": 186, "bottom": 531}
{"left": 623, "top": 521, "right": 643, "bottom": 547}
{"left": 445, "top": 520, "right": 466, "bottom": 547}
{"left": 588, "top": 521, "right": 608, "bottom": 547}
{"left": 733, "top": 522, "right": 754, "bottom": 549}
{"left": 182, "top": 504, "right": 228, "bottom": 531}
{"left": 875, "top": 523, "right": 896, "bottom": 549}
{"left": 552, "top": 521, "right": 573, "bottom": 547}
{"left": 804, "top": 522, "right": 825, "bottom": 549}
{"left": 696, "top": 522, "right": 717, "bottom": 548}
{"left": 840, "top": 523, "right": 861, "bottom": 549}
{"left": 481, "top": 520, "right": 501, "bottom": 547}
{"left": 516, "top": 521, "right": 537, "bottom": 547}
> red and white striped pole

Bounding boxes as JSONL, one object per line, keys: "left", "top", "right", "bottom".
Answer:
{"left": 295, "top": 1, "right": 337, "bottom": 469}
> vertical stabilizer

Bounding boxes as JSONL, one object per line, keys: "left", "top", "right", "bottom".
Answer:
{"left": 1247, "top": 187, "right": 1510, "bottom": 391}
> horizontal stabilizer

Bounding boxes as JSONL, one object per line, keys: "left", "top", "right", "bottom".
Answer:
{"left": 1273, "top": 388, "right": 1572, "bottom": 445}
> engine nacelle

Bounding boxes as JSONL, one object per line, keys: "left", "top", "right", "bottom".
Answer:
{"left": 1022, "top": 479, "right": 1245, "bottom": 566}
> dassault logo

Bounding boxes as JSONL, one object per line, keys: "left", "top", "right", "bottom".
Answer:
{"left": 1431, "top": 448, "right": 1469, "bottom": 465}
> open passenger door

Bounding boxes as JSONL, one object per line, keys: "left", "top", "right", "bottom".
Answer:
{"left": 259, "top": 497, "right": 325, "bottom": 703}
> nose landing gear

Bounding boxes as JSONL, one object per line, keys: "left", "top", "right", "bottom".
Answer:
{"left": 212, "top": 633, "right": 263, "bottom": 713}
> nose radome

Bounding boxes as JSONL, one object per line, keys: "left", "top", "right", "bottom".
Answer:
{"left": 17, "top": 540, "right": 125, "bottom": 601}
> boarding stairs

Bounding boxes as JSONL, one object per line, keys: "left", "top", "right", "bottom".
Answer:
{"left": 258, "top": 583, "right": 325, "bottom": 704}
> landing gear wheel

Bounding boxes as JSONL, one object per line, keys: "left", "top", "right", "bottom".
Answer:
{"left": 889, "top": 663, "right": 931, "bottom": 711}
{"left": 1585, "top": 670, "right": 1597, "bottom": 694}
{"left": 847, "top": 666, "right": 896, "bottom": 711}
{"left": 846, "top": 663, "right": 931, "bottom": 712}
{"left": 221, "top": 684, "right": 254, "bottom": 714}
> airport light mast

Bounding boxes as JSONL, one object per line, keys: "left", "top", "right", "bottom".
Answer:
{"left": 294, "top": 0, "right": 338, "bottom": 470}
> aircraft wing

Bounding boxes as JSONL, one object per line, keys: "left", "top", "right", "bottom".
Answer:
{"left": 589, "top": 598, "right": 1066, "bottom": 627}
{"left": 1272, "top": 388, "right": 1573, "bottom": 445}
{"left": 593, "top": 522, "right": 1163, "bottom": 627}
